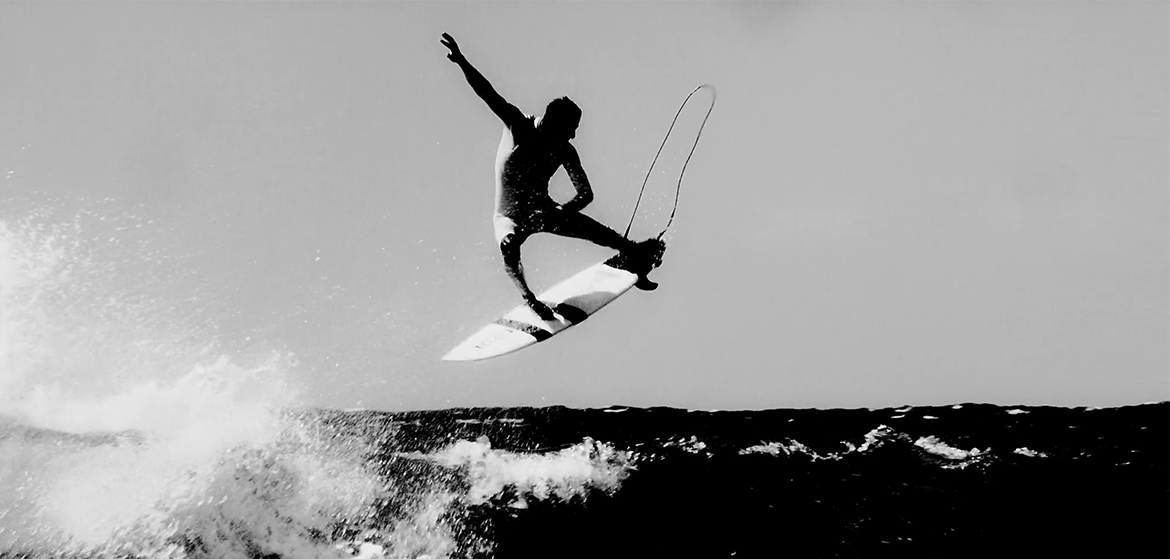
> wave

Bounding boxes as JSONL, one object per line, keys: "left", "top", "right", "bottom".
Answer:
{"left": 0, "top": 412, "right": 637, "bottom": 558}
{"left": 2, "top": 401, "right": 1167, "bottom": 558}
{"left": 2, "top": 201, "right": 1165, "bottom": 558}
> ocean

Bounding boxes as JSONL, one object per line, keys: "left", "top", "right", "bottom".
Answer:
{"left": 1, "top": 202, "right": 1166, "bottom": 558}
{"left": 1, "top": 401, "right": 1166, "bottom": 558}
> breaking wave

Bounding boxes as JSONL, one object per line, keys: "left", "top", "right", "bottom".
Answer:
{"left": 1, "top": 200, "right": 1165, "bottom": 558}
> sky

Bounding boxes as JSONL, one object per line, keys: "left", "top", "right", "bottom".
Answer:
{"left": 0, "top": 2, "right": 1166, "bottom": 413}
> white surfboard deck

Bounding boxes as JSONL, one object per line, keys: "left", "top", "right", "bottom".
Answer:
{"left": 442, "top": 258, "right": 641, "bottom": 362}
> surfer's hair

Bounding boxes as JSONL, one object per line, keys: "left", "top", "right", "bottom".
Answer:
{"left": 545, "top": 97, "right": 581, "bottom": 122}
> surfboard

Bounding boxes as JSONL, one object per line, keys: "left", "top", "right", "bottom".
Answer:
{"left": 442, "top": 247, "right": 660, "bottom": 362}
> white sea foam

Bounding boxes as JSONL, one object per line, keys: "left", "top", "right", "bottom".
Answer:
{"left": 0, "top": 208, "right": 438, "bottom": 558}
{"left": 662, "top": 435, "right": 711, "bottom": 456}
{"left": 1013, "top": 447, "right": 1048, "bottom": 458}
{"left": 741, "top": 440, "right": 835, "bottom": 461}
{"left": 408, "top": 435, "right": 633, "bottom": 507}
{"left": 742, "top": 425, "right": 903, "bottom": 461}
{"left": 848, "top": 425, "right": 897, "bottom": 453}
{"left": 914, "top": 436, "right": 987, "bottom": 469}
{"left": 0, "top": 353, "right": 399, "bottom": 558}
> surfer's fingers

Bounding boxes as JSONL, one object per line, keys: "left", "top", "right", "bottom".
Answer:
{"left": 440, "top": 33, "right": 460, "bottom": 51}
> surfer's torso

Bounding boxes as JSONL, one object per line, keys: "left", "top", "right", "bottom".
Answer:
{"left": 494, "top": 115, "right": 574, "bottom": 218}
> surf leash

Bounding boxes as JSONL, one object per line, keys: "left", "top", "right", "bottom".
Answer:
{"left": 622, "top": 84, "right": 717, "bottom": 240}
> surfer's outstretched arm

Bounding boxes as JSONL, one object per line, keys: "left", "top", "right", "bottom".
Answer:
{"left": 441, "top": 33, "right": 525, "bottom": 126}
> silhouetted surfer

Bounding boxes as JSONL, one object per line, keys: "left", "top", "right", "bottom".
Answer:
{"left": 441, "top": 33, "right": 663, "bottom": 321}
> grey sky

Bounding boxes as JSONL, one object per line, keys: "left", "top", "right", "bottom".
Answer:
{"left": 1, "top": 2, "right": 1166, "bottom": 412}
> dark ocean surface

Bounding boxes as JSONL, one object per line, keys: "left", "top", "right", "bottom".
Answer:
{"left": 1, "top": 402, "right": 1166, "bottom": 558}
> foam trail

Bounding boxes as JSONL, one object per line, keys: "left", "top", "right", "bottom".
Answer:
{"left": 406, "top": 435, "right": 634, "bottom": 507}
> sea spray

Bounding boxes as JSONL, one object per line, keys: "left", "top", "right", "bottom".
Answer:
{"left": 0, "top": 390, "right": 393, "bottom": 558}
{"left": 0, "top": 198, "right": 213, "bottom": 406}
{"left": 0, "top": 205, "right": 393, "bottom": 558}
{"left": 5, "top": 202, "right": 1158, "bottom": 558}
{"left": 0, "top": 200, "right": 568, "bottom": 558}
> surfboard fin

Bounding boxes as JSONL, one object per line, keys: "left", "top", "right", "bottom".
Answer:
{"left": 634, "top": 275, "right": 658, "bottom": 291}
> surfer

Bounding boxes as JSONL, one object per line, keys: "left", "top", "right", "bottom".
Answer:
{"left": 441, "top": 33, "right": 664, "bottom": 322}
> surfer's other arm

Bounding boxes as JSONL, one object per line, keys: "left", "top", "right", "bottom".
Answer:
{"left": 559, "top": 144, "right": 593, "bottom": 213}
{"left": 441, "top": 33, "right": 524, "bottom": 126}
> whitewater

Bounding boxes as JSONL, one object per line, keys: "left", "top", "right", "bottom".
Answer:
{"left": 0, "top": 202, "right": 1166, "bottom": 558}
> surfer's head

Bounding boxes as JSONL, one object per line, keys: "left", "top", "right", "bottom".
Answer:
{"left": 540, "top": 97, "right": 581, "bottom": 141}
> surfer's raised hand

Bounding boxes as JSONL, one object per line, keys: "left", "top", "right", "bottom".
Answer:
{"left": 440, "top": 33, "right": 465, "bottom": 64}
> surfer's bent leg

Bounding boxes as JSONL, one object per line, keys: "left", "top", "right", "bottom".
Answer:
{"left": 544, "top": 208, "right": 637, "bottom": 252}
{"left": 494, "top": 215, "right": 556, "bottom": 320}
{"left": 494, "top": 215, "right": 533, "bottom": 296}
{"left": 543, "top": 208, "right": 664, "bottom": 291}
